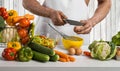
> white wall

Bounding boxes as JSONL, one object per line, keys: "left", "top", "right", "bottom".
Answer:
{"left": 0, "top": 0, "right": 120, "bottom": 44}
{"left": 88, "top": 0, "right": 120, "bottom": 43}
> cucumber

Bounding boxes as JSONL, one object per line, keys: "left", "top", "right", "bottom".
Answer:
{"left": 33, "top": 51, "right": 50, "bottom": 62}
{"left": 50, "top": 54, "right": 59, "bottom": 62}
{"left": 28, "top": 42, "right": 55, "bottom": 56}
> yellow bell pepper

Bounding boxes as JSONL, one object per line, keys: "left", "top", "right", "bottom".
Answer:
{"left": 7, "top": 42, "right": 21, "bottom": 51}
{"left": 6, "top": 10, "right": 18, "bottom": 26}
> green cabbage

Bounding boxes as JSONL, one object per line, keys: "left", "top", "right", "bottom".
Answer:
{"left": 89, "top": 41, "right": 117, "bottom": 60}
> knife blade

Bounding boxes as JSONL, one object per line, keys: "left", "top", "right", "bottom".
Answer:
{"left": 63, "top": 19, "right": 84, "bottom": 26}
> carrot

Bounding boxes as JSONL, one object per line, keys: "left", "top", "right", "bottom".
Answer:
{"left": 24, "top": 14, "right": 34, "bottom": 20}
{"left": 12, "top": 14, "right": 34, "bottom": 24}
{"left": 54, "top": 50, "right": 69, "bottom": 59}
{"left": 13, "top": 16, "right": 24, "bottom": 23}
{"left": 68, "top": 56, "right": 76, "bottom": 62}
{"left": 54, "top": 50, "right": 76, "bottom": 62}
{"left": 66, "top": 58, "right": 70, "bottom": 62}
{"left": 59, "top": 58, "right": 67, "bottom": 62}
{"left": 83, "top": 51, "right": 91, "bottom": 57}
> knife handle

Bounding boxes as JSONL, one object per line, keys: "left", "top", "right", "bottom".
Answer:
{"left": 63, "top": 19, "right": 67, "bottom": 23}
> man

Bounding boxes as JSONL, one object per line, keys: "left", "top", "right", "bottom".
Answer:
{"left": 22, "top": 0, "right": 111, "bottom": 44}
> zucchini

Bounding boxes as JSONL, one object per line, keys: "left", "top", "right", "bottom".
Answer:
{"left": 50, "top": 54, "right": 59, "bottom": 62}
{"left": 33, "top": 51, "right": 50, "bottom": 62}
{"left": 28, "top": 42, "right": 55, "bottom": 56}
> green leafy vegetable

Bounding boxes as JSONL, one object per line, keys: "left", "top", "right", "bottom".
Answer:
{"left": 112, "top": 31, "right": 120, "bottom": 46}
{"left": 0, "top": 16, "right": 5, "bottom": 32}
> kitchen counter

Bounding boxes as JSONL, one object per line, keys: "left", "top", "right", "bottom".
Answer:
{"left": 0, "top": 45, "right": 120, "bottom": 71}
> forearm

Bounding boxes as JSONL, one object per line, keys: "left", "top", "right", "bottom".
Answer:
{"left": 89, "top": 0, "right": 111, "bottom": 26}
{"left": 22, "top": 0, "right": 54, "bottom": 18}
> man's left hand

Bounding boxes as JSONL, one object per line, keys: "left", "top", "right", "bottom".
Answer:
{"left": 74, "top": 20, "right": 94, "bottom": 34}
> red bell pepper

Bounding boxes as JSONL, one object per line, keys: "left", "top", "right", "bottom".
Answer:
{"left": 2, "top": 48, "right": 17, "bottom": 60}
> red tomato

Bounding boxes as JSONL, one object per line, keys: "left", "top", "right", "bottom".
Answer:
{"left": 21, "top": 36, "right": 30, "bottom": 45}
{"left": 0, "top": 7, "right": 6, "bottom": 12}
{"left": 83, "top": 51, "right": 91, "bottom": 57}
{"left": 0, "top": 12, "right": 2, "bottom": 16}
{"left": 0, "top": 7, "right": 8, "bottom": 19}
{"left": 2, "top": 48, "right": 17, "bottom": 60}
{"left": 19, "top": 18, "right": 30, "bottom": 28}
{"left": 17, "top": 28, "right": 28, "bottom": 38}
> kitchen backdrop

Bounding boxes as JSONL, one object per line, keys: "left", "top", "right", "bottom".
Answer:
{"left": 0, "top": 0, "right": 120, "bottom": 44}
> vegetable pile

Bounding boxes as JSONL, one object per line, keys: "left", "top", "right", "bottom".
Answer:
{"left": 1, "top": 7, "right": 76, "bottom": 63}
{"left": 3, "top": 6, "right": 120, "bottom": 63}
{"left": 0, "top": 6, "right": 35, "bottom": 43}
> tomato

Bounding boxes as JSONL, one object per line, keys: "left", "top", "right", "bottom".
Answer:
{"left": 21, "top": 36, "right": 30, "bottom": 45}
{"left": 0, "top": 12, "right": 2, "bottom": 16}
{"left": 83, "top": 51, "right": 91, "bottom": 57}
{"left": 2, "top": 48, "right": 17, "bottom": 60}
{"left": 17, "top": 28, "right": 28, "bottom": 38}
{"left": 0, "top": 7, "right": 8, "bottom": 20}
{"left": 0, "top": 7, "right": 6, "bottom": 12}
{"left": 19, "top": 18, "right": 30, "bottom": 28}
{"left": 3, "top": 12, "right": 9, "bottom": 19}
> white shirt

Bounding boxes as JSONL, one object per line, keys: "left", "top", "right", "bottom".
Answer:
{"left": 35, "top": 0, "right": 90, "bottom": 45}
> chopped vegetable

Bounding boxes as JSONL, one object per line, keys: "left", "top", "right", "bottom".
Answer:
{"left": 2, "top": 48, "right": 17, "bottom": 60}
{"left": 7, "top": 42, "right": 21, "bottom": 51}
{"left": 32, "top": 35, "right": 56, "bottom": 49}
{"left": 18, "top": 47, "right": 33, "bottom": 62}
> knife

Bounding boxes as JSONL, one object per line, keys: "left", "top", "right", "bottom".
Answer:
{"left": 63, "top": 19, "right": 84, "bottom": 26}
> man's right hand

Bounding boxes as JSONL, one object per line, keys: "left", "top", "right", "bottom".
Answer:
{"left": 49, "top": 10, "right": 67, "bottom": 26}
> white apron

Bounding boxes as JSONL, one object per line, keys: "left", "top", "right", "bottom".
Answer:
{"left": 35, "top": 0, "right": 90, "bottom": 45}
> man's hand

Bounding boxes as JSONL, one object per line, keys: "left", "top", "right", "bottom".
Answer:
{"left": 74, "top": 0, "right": 111, "bottom": 34}
{"left": 49, "top": 10, "right": 67, "bottom": 26}
{"left": 74, "top": 20, "right": 94, "bottom": 34}
{"left": 23, "top": 0, "right": 67, "bottom": 26}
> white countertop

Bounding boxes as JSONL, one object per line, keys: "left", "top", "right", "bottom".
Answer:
{"left": 0, "top": 45, "right": 120, "bottom": 71}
